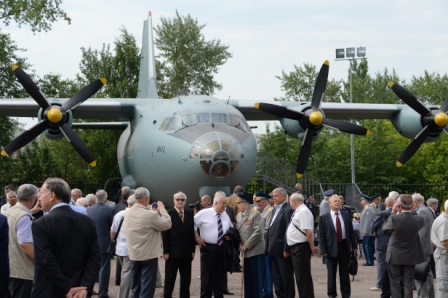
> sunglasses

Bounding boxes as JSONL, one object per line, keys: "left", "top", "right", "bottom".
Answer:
{"left": 175, "top": 198, "right": 186, "bottom": 202}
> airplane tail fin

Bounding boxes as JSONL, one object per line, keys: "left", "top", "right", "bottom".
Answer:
{"left": 137, "top": 11, "right": 158, "bottom": 99}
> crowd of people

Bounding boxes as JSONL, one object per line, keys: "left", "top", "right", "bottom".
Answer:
{"left": 0, "top": 180, "right": 448, "bottom": 298}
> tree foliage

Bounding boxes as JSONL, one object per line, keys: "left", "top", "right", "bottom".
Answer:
{"left": 0, "top": 0, "right": 70, "bottom": 32}
{"left": 155, "top": 10, "right": 232, "bottom": 98}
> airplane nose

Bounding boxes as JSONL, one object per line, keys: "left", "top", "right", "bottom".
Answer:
{"left": 190, "top": 132, "right": 244, "bottom": 178}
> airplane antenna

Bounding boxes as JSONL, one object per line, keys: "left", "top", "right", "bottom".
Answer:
{"left": 178, "top": 96, "right": 183, "bottom": 104}
{"left": 226, "top": 96, "right": 230, "bottom": 104}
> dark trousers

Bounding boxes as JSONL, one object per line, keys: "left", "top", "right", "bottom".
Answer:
{"left": 269, "top": 254, "right": 295, "bottom": 298}
{"left": 381, "top": 260, "right": 391, "bottom": 298}
{"left": 8, "top": 278, "right": 32, "bottom": 298}
{"left": 131, "top": 258, "right": 158, "bottom": 298}
{"left": 362, "top": 236, "right": 375, "bottom": 265}
{"left": 388, "top": 264, "right": 414, "bottom": 298}
{"left": 326, "top": 240, "right": 351, "bottom": 298}
{"left": 261, "top": 254, "right": 273, "bottom": 297}
{"left": 99, "top": 253, "right": 111, "bottom": 298}
{"left": 164, "top": 258, "right": 192, "bottom": 298}
{"left": 200, "top": 244, "right": 225, "bottom": 298}
{"left": 243, "top": 255, "right": 263, "bottom": 298}
{"left": 291, "top": 242, "right": 314, "bottom": 298}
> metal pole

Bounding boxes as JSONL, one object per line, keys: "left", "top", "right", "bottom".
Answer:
{"left": 349, "top": 60, "right": 355, "bottom": 184}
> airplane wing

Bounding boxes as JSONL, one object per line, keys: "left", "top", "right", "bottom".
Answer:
{"left": 228, "top": 99, "right": 402, "bottom": 121}
{"left": 0, "top": 98, "right": 136, "bottom": 120}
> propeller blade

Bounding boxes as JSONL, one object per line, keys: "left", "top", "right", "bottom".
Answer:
{"left": 62, "top": 78, "right": 106, "bottom": 112}
{"left": 396, "top": 126, "right": 431, "bottom": 167}
{"left": 440, "top": 98, "right": 448, "bottom": 113}
{"left": 12, "top": 65, "right": 50, "bottom": 110}
{"left": 323, "top": 118, "right": 372, "bottom": 136}
{"left": 388, "top": 82, "right": 430, "bottom": 116}
{"left": 444, "top": 127, "right": 448, "bottom": 135}
{"left": 255, "top": 103, "right": 304, "bottom": 120}
{"left": 59, "top": 123, "right": 96, "bottom": 167}
{"left": 1, "top": 120, "right": 49, "bottom": 156}
{"left": 296, "top": 129, "right": 313, "bottom": 178}
{"left": 311, "top": 61, "right": 329, "bottom": 110}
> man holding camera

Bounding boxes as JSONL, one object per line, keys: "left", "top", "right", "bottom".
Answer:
{"left": 124, "top": 187, "right": 172, "bottom": 297}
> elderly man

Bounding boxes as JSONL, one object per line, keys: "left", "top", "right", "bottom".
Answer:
{"left": 111, "top": 195, "right": 136, "bottom": 298}
{"left": 319, "top": 194, "right": 357, "bottom": 298}
{"left": 194, "top": 191, "right": 232, "bottom": 298}
{"left": 115, "top": 186, "right": 134, "bottom": 214}
{"left": 412, "top": 193, "right": 435, "bottom": 298}
{"left": 124, "top": 187, "right": 172, "bottom": 297}
{"left": 162, "top": 192, "right": 196, "bottom": 298}
{"left": 319, "top": 189, "right": 334, "bottom": 217}
{"left": 201, "top": 195, "right": 212, "bottom": 209}
{"left": 254, "top": 192, "right": 274, "bottom": 298}
{"left": 0, "top": 186, "right": 13, "bottom": 207}
{"left": 226, "top": 185, "right": 244, "bottom": 218}
{"left": 85, "top": 193, "right": 96, "bottom": 206}
{"left": 383, "top": 194, "right": 425, "bottom": 298}
{"left": 236, "top": 193, "right": 265, "bottom": 297}
{"left": 431, "top": 200, "right": 448, "bottom": 298}
{"left": 266, "top": 187, "right": 295, "bottom": 298}
{"left": 287, "top": 193, "right": 319, "bottom": 298}
{"left": 70, "top": 188, "right": 82, "bottom": 205}
{"left": 371, "top": 197, "right": 394, "bottom": 295}
{"left": 4, "top": 184, "right": 38, "bottom": 298}
{"left": 32, "top": 178, "right": 100, "bottom": 297}
{"left": 1, "top": 191, "right": 17, "bottom": 214}
{"left": 360, "top": 194, "right": 376, "bottom": 266}
{"left": 87, "top": 190, "right": 115, "bottom": 298}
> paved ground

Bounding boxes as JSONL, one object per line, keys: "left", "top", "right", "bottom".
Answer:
{"left": 102, "top": 248, "right": 432, "bottom": 297}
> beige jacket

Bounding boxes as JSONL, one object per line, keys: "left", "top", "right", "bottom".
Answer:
{"left": 236, "top": 208, "right": 265, "bottom": 258}
{"left": 124, "top": 203, "right": 172, "bottom": 261}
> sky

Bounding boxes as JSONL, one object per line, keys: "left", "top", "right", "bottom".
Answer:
{"left": 4, "top": 0, "right": 448, "bottom": 131}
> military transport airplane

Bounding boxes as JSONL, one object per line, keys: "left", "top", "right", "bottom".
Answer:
{"left": 1, "top": 12, "right": 448, "bottom": 204}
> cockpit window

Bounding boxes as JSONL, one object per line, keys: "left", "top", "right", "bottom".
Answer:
{"left": 212, "top": 113, "right": 228, "bottom": 124}
{"left": 195, "top": 113, "right": 210, "bottom": 123}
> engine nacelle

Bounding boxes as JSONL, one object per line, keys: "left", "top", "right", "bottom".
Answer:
{"left": 278, "top": 104, "right": 323, "bottom": 140}
{"left": 391, "top": 105, "right": 441, "bottom": 143}
{"left": 37, "top": 103, "right": 73, "bottom": 140}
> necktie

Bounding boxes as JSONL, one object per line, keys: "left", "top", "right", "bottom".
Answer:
{"left": 217, "top": 214, "right": 223, "bottom": 246}
{"left": 335, "top": 212, "right": 342, "bottom": 242}
{"left": 179, "top": 210, "right": 184, "bottom": 222}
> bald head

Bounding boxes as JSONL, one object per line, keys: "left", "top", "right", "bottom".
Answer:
{"left": 385, "top": 197, "right": 394, "bottom": 208}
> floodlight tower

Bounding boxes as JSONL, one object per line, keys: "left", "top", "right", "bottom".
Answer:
{"left": 335, "top": 47, "right": 367, "bottom": 184}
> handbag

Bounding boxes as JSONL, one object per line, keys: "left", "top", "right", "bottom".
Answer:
{"left": 108, "top": 217, "right": 124, "bottom": 256}
{"left": 348, "top": 251, "right": 358, "bottom": 280}
{"left": 414, "top": 260, "right": 431, "bottom": 282}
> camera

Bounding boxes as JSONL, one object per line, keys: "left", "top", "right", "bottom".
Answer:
{"left": 151, "top": 202, "right": 158, "bottom": 209}
{"left": 188, "top": 200, "right": 202, "bottom": 211}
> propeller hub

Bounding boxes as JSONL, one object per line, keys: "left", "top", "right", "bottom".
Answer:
{"left": 47, "top": 107, "right": 63, "bottom": 123}
{"left": 309, "top": 111, "right": 323, "bottom": 126}
{"left": 434, "top": 112, "right": 448, "bottom": 127}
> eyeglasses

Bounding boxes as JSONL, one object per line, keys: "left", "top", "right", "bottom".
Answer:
{"left": 175, "top": 199, "right": 186, "bottom": 202}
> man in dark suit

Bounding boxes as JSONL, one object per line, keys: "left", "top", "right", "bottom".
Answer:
{"left": 87, "top": 190, "right": 114, "bottom": 298}
{"left": 0, "top": 214, "right": 8, "bottom": 298}
{"left": 266, "top": 187, "right": 295, "bottom": 298}
{"left": 162, "top": 192, "right": 196, "bottom": 298}
{"left": 382, "top": 194, "right": 426, "bottom": 298}
{"left": 371, "top": 197, "right": 394, "bottom": 296}
{"left": 32, "top": 178, "right": 100, "bottom": 298}
{"left": 319, "top": 194, "right": 357, "bottom": 298}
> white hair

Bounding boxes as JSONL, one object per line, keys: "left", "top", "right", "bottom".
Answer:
{"left": 76, "top": 198, "right": 87, "bottom": 206}
{"left": 95, "top": 190, "right": 108, "bottom": 202}
{"left": 134, "top": 187, "right": 150, "bottom": 200}
{"left": 213, "top": 191, "right": 226, "bottom": 203}
{"left": 173, "top": 191, "right": 187, "bottom": 200}
{"left": 290, "top": 193, "right": 304, "bottom": 202}
{"left": 127, "top": 195, "right": 136, "bottom": 206}
{"left": 389, "top": 191, "right": 399, "bottom": 201}
{"left": 412, "top": 193, "right": 424, "bottom": 203}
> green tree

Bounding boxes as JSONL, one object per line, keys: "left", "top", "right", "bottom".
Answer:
{"left": 155, "top": 11, "right": 232, "bottom": 98}
{"left": 275, "top": 63, "right": 342, "bottom": 102}
{"left": 0, "top": 0, "right": 70, "bottom": 32}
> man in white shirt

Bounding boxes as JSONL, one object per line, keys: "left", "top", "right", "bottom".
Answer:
{"left": 110, "top": 195, "right": 136, "bottom": 298}
{"left": 194, "top": 191, "right": 232, "bottom": 298}
{"left": 287, "top": 193, "right": 319, "bottom": 298}
{"left": 1, "top": 191, "right": 17, "bottom": 214}
{"left": 431, "top": 200, "right": 448, "bottom": 298}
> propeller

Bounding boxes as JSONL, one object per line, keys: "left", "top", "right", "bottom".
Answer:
{"left": 255, "top": 60, "right": 371, "bottom": 178}
{"left": 388, "top": 82, "right": 448, "bottom": 167}
{"left": 1, "top": 64, "right": 106, "bottom": 167}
